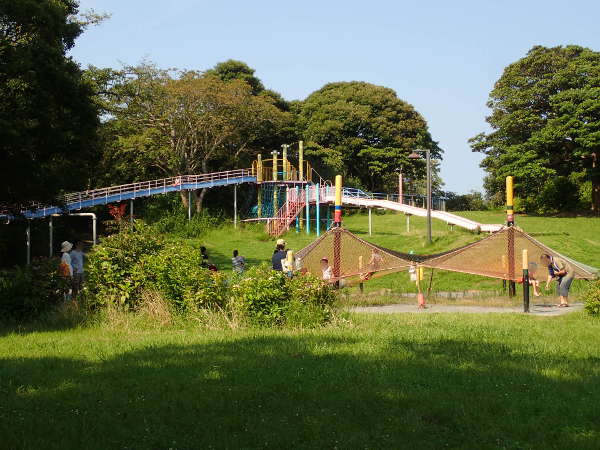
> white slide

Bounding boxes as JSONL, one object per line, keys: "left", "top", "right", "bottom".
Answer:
{"left": 320, "top": 192, "right": 503, "bottom": 233}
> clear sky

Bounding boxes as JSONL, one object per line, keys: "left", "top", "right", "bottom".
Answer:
{"left": 69, "top": 0, "right": 600, "bottom": 194}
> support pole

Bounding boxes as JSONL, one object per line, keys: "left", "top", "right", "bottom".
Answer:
{"left": 305, "top": 186, "right": 310, "bottom": 235}
{"left": 506, "top": 175, "right": 514, "bottom": 227}
{"left": 92, "top": 214, "right": 97, "bottom": 245}
{"left": 316, "top": 183, "right": 320, "bottom": 236}
{"left": 368, "top": 208, "right": 372, "bottom": 236}
{"left": 522, "top": 249, "right": 530, "bottom": 313}
{"left": 257, "top": 154, "right": 263, "bottom": 183}
{"left": 130, "top": 199, "right": 134, "bottom": 224}
{"left": 506, "top": 176, "right": 516, "bottom": 296}
{"left": 26, "top": 221, "right": 31, "bottom": 265}
{"left": 398, "top": 171, "right": 403, "bottom": 204}
{"left": 296, "top": 186, "right": 300, "bottom": 233}
{"left": 406, "top": 214, "right": 411, "bottom": 233}
{"left": 334, "top": 175, "right": 342, "bottom": 226}
{"left": 258, "top": 187, "right": 262, "bottom": 219}
{"left": 234, "top": 184, "right": 237, "bottom": 229}
{"left": 188, "top": 190, "right": 192, "bottom": 221}
{"left": 282, "top": 144, "right": 288, "bottom": 181}
{"left": 326, "top": 204, "right": 331, "bottom": 230}
{"left": 299, "top": 141, "right": 304, "bottom": 181}
{"left": 426, "top": 148, "right": 432, "bottom": 244}
{"left": 49, "top": 216, "right": 53, "bottom": 257}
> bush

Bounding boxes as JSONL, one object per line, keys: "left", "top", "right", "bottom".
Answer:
{"left": 85, "top": 222, "right": 165, "bottom": 308}
{"left": 0, "top": 257, "right": 67, "bottom": 320}
{"left": 231, "top": 265, "right": 337, "bottom": 327}
{"left": 584, "top": 281, "right": 600, "bottom": 316}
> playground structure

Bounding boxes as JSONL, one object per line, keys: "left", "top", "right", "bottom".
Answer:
{"left": 0, "top": 144, "right": 525, "bottom": 265}
{"left": 295, "top": 175, "right": 598, "bottom": 312}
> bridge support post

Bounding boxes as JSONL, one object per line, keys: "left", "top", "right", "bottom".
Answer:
{"left": 406, "top": 214, "right": 410, "bottom": 233}
{"left": 49, "top": 216, "right": 53, "bottom": 257}
{"left": 188, "top": 190, "right": 192, "bottom": 221}
{"left": 316, "top": 183, "right": 320, "bottom": 236}
{"left": 26, "top": 221, "right": 31, "bottom": 265}
{"left": 130, "top": 199, "right": 134, "bottom": 224}
{"left": 234, "top": 185, "right": 237, "bottom": 229}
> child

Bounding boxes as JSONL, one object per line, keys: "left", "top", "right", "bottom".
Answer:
{"left": 231, "top": 249, "right": 246, "bottom": 274}
{"left": 320, "top": 257, "right": 333, "bottom": 282}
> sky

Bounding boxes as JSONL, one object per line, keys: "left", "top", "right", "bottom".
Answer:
{"left": 69, "top": 0, "right": 600, "bottom": 194}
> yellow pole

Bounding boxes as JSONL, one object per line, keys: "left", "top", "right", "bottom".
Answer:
{"left": 522, "top": 249, "right": 528, "bottom": 271}
{"left": 272, "top": 153, "right": 278, "bottom": 182}
{"left": 282, "top": 144, "right": 288, "bottom": 181}
{"left": 334, "top": 175, "right": 342, "bottom": 225}
{"left": 506, "top": 176, "right": 514, "bottom": 226}
{"left": 257, "top": 154, "right": 263, "bottom": 183}
{"left": 299, "top": 140, "right": 304, "bottom": 181}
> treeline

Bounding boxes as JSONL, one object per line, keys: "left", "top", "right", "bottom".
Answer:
{"left": 2, "top": 1, "right": 599, "bottom": 216}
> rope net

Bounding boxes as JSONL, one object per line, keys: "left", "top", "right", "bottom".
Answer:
{"left": 423, "top": 227, "right": 597, "bottom": 281}
{"left": 295, "top": 226, "right": 598, "bottom": 282}
{"left": 295, "top": 227, "right": 414, "bottom": 283}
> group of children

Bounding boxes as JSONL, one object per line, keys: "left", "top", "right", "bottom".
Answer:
{"left": 199, "top": 246, "right": 246, "bottom": 274}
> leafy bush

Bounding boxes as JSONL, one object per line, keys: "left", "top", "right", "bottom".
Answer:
{"left": 583, "top": 281, "right": 600, "bottom": 316}
{"left": 143, "top": 244, "right": 228, "bottom": 311}
{"left": 85, "top": 222, "right": 165, "bottom": 308}
{"left": 151, "top": 210, "right": 223, "bottom": 238}
{"left": 0, "top": 257, "right": 67, "bottom": 320}
{"left": 231, "top": 265, "right": 337, "bottom": 327}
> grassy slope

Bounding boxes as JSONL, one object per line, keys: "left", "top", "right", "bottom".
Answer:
{"left": 199, "top": 211, "right": 599, "bottom": 302}
{"left": 2, "top": 312, "right": 600, "bottom": 449}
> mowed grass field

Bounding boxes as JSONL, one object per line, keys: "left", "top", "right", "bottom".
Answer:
{"left": 198, "top": 210, "right": 600, "bottom": 303}
{"left": 2, "top": 312, "right": 600, "bottom": 449}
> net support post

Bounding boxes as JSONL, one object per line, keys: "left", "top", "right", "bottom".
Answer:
{"left": 522, "top": 249, "right": 530, "bottom": 313}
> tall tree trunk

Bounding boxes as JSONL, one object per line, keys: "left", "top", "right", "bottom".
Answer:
{"left": 195, "top": 188, "right": 207, "bottom": 213}
{"left": 180, "top": 190, "right": 189, "bottom": 209}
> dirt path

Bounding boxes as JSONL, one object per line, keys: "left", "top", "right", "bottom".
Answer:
{"left": 348, "top": 302, "right": 584, "bottom": 316}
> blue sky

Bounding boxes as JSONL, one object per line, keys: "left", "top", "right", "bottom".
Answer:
{"left": 70, "top": 0, "right": 600, "bottom": 194}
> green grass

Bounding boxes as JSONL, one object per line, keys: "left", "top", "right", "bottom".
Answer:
{"left": 197, "top": 210, "right": 599, "bottom": 303}
{"left": 2, "top": 312, "right": 600, "bottom": 449}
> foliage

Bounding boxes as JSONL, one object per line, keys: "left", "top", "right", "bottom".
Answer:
{"left": 584, "top": 281, "right": 600, "bottom": 316}
{"left": 470, "top": 45, "right": 600, "bottom": 213}
{"left": 443, "top": 190, "right": 489, "bottom": 211}
{"left": 0, "top": 257, "right": 67, "bottom": 319}
{"left": 0, "top": 0, "right": 100, "bottom": 209}
{"left": 297, "top": 81, "right": 442, "bottom": 192}
{"left": 85, "top": 223, "right": 165, "bottom": 307}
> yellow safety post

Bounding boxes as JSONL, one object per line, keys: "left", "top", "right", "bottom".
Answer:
{"left": 334, "top": 175, "right": 342, "bottom": 226}
{"left": 257, "top": 154, "right": 263, "bottom": 183}
{"left": 506, "top": 176, "right": 514, "bottom": 226}
{"left": 522, "top": 249, "right": 529, "bottom": 313}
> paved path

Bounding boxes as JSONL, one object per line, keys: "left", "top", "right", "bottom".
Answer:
{"left": 348, "top": 302, "right": 584, "bottom": 316}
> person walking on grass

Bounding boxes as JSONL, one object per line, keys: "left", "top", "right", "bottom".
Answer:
{"left": 70, "top": 241, "right": 86, "bottom": 298}
{"left": 540, "top": 253, "right": 574, "bottom": 307}
{"left": 59, "top": 241, "right": 73, "bottom": 301}
{"left": 232, "top": 249, "right": 246, "bottom": 274}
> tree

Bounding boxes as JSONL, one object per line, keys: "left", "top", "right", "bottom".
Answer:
{"left": 0, "top": 0, "right": 102, "bottom": 209}
{"left": 102, "top": 64, "right": 289, "bottom": 211}
{"left": 470, "top": 45, "right": 600, "bottom": 214}
{"left": 297, "top": 81, "right": 442, "bottom": 191}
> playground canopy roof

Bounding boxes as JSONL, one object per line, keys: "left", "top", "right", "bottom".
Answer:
{"left": 296, "top": 226, "right": 598, "bottom": 282}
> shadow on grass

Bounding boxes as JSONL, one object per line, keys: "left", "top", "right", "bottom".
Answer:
{"left": 2, "top": 335, "right": 600, "bottom": 449}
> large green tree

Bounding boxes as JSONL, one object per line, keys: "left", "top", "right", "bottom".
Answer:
{"left": 0, "top": 0, "right": 101, "bottom": 209}
{"left": 99, "top": 64, "right": 290, "bottom": 211}
{"left": 297, "top": 81, "right": 441, "bottom": 191}
{"left": 470, "top": 45, "right": 600, "bottom": 213}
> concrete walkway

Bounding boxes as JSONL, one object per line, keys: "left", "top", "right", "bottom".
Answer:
{"left": 348, "top": 302, "right": 584, "bottom": 316}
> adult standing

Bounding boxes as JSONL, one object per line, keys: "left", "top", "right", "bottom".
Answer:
{"left": 540, "top": 253, "right": 574, "bottom": 307}
{"left": 271, "top": 238, "right": 287, "bottom": 271}
{"left": 59, "top": 241, "right": 73, "bottom": 301}
{"left": 70, "top": 241, "right": 86, "bottom": 297}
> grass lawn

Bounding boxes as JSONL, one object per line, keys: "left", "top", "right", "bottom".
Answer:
{"left": 197, "top": 210, "right": 599, "bottom": 304}
{"left": 2, "top": 312, "right": 600, "bottom": 449}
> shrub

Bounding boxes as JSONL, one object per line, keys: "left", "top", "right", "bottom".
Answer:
{"left": 85, "top": 222, "right": 165, "bottom": 308}
{"left": 583, "top": 281, "right": 600, "bottom": 316}
{"left": 0, "top": 257, "right": 67, "bottom": 320}
{"left": 231, "top": 265, "right": 337, "bottom": 327}
{"left": 143, "top": 244, "right": 228, "bottom": 311}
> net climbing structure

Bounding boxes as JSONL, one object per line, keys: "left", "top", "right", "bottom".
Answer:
{"left": 295, "top": 226, "right": 598, "bottom": 283}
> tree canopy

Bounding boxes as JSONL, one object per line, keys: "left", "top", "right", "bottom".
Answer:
{"left": 0, "top": 0, "right": 100, "bottom": 209}
{"left": 96, "top": 64, "right": 290, "bottom": 211}
{"left": 470, "top": 45, "right": 600, "bottom": 213}
{"left": 297, "top": 81, "right": 441, "bottom": 191}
